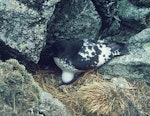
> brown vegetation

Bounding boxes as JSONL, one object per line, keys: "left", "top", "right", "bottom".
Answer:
{"left": 33, "top": 69, "right": 150, "bottom": 116}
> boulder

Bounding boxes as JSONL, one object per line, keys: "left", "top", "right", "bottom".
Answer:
{"left": 99, "top": 28, "right": 150, "bottom": 82}
{"left": 39, "top": 91, "right": 71, "bottom": 116}
{"left": 0, "top": 0, "right": 60, "bottom": 63}
{"left": 91, "top": 0, "right": 118, "bottom": 35}
{"left": 0, "top": 59, "right": 71, "bottom": 116}
{"left": 97, "top": 0, "right": 150, "bottom": 83}
{"left": 47, "top": 0, "right": 101, "bottom": 41}
{"left": 117, "top": 0, "right": 150, "bottom": 31}
{"left": 40, "top": 0, "right": 101, "bottom": 66}
{"left": 98, "top": 0, "right": 150, "bottom": 38}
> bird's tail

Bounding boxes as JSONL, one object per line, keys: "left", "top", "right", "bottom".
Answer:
{"left": 107, "top": 42, "right": 129, "bottom": 57}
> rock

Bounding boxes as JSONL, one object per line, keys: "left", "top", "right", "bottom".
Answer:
{"left": 129, "top": 0, "right": 150, "bottom": 7}
{"left": 0, "top": 0, "right": 60, "bottom": 63}
{"left": 91, "top": 0, "right": 118, "bottom": 35}
{"left": 47, "top": 0, "right": 101, "bottom": 41}
{"left": 39, "top": 91, "right": 71, "bottom": 116}
{"left": 111, "top": 77, "right": 132, "bottom": 89}
{"left": 117, "top": 0, "right": 150, "bottom": 31}
{"left": 40, "top": 0, "right": 101, "bottom": 67}
{"left": 98, "top": 0, "right": 150, "bottom": 82}
{"left": 102, "top": 0, "right": 150, "bottom": 38}
{"left": 99, "top": 28, "right": 150, "bottom": 82}
{"left": 0, "top": 59, "right": 71, "bottom": 116}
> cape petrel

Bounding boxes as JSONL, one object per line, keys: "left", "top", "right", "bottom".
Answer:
{"left": 51, "top": 39, "right": 128, "bottom": 85}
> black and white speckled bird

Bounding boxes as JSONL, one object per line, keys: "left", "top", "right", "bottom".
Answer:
{"left": 51, "top": 39, "right": 128, "bottom": 85}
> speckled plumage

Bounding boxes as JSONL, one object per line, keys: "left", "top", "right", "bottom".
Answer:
{"left": 51, "top": 39, "right": 128, "bottom": 84}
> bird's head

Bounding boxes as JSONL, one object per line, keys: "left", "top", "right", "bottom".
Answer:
{"left": 51, "top": 40, "right": 67, "bottom": 57}
{"left": 51, "top": 39, "right": 83, "bottom": 58}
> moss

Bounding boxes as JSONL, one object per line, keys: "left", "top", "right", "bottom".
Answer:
{"left": 0, "top": 59, "right": 40, "bottom": 115}
{"left": 6, "top": 59, "right": 35, "bottom": 84}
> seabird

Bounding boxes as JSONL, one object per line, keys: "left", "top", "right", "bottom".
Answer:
{"left": 51, "top": 39, "right": 128, "bottom": 85}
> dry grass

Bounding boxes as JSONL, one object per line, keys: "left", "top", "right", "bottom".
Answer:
{"left": 126, "top": 80, "right": 150, "bottom": 115}
{"left": 78, "top": 81, "right": 126, "bottom": 115}
{"left": 33, "top": 70, "right": 85, "bottom": 116}
{"left": 33, "top": 69, "right": 150, "bottom": 116}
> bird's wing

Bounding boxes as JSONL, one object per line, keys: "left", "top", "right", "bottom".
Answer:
{"left": 71, "top": 39, "right": 115, "bottom": 70}
{"left": 72, "top": 41, "right": 103, "bottom": 70}
{"left": 72, "top": 55, "right": 99, "bottom": 70}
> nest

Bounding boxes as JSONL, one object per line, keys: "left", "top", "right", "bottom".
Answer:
{"left": 33, "top": 69, "right": 150, "bottom": 116}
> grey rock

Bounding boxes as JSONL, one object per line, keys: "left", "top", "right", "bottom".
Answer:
{"left": 39, "top": 0, "right": 101, "bottom": 67}
{"left": 111, "top": 77, "right": 132, "bottom": 89}
{"left": 0, "top": 59, "right": 71, "bottom": 116}
{"left": 47, "top": 0, "right": 101, "bottom": 40}
{"left": 105, "top": 17, "right": 121, "bottom": 37}
{"left": 91, "top": 0, "right": 118, "bottom": 34}
{"left": 129, "top": 0, "right": 150, "bottom": 7}
{"left": 99, "top": 28, "right": 150, "bottom": 82}
{"left": 39, "top": 91, "right": 72, "bottom": 116}
{"left": 103, "top": 0, "right": 150, "bottom": 38}
{"left": 118, "top": 0, "right": 150, "bottom": 31}
{"left": 0, "top": 0, "right": 60, "bottom": 63}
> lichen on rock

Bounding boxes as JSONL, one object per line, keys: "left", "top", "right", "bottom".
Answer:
{"left": 47, "top": 0, "right": 101, "bottom": 40}
{"left": 0, "top": 0, "right": 60, "bottom": 63}
{"left": 0, "top": 59, "right": 71, "bottom": 116}
{"left": 99, "top": 28, "right": 150, "bottom": 83}
{"left": 0, "top": 59, "right": 39, "bottom": 115}
{"left": 117, "top": 0, "right": 150, "bottom": 31}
